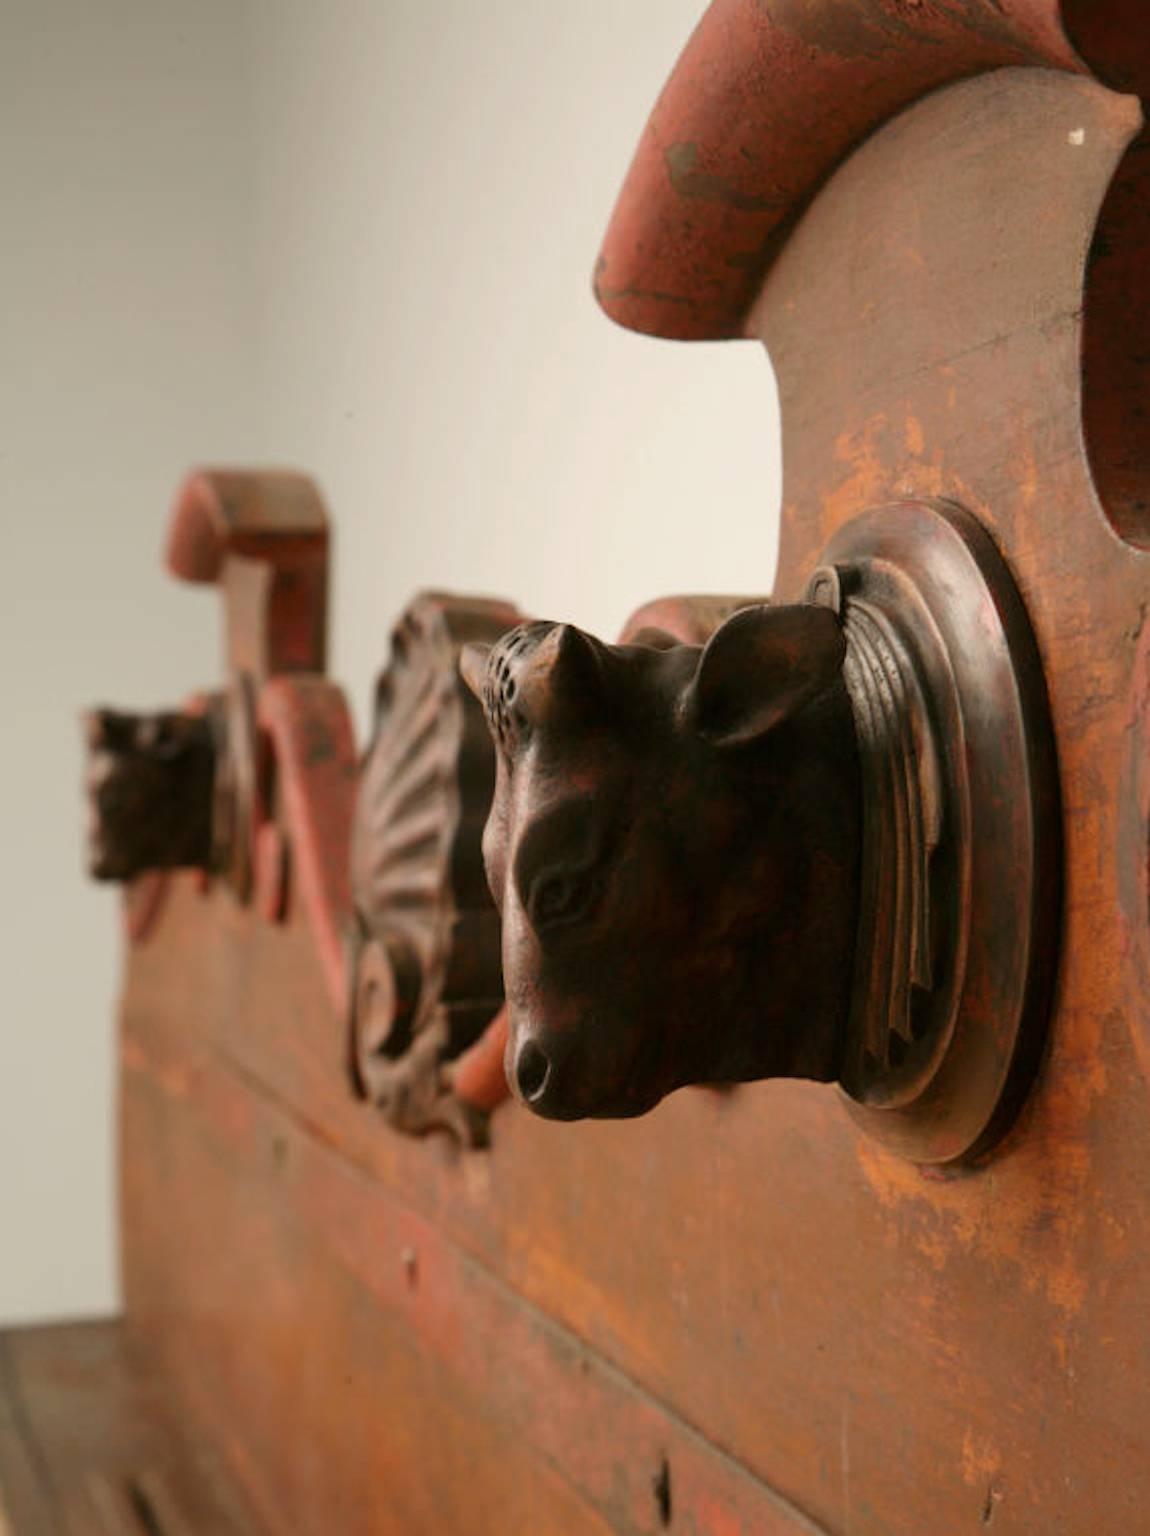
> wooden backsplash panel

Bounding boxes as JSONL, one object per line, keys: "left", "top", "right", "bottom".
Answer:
{"left": 116, "top": 54, "right": 1150, "bottom": 1536}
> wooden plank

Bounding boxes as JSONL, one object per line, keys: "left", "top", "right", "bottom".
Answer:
{"left": 0, "top": 1322, "right": 265, "bottom": 1536}
{"left": 122, "top": 1029, "right": 827, "bottom": 1536}
{"left": 0, "top": 1334, "right": 59, "bottom": 1536}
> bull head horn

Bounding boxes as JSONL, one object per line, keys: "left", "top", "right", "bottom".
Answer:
{"left": 459, "top": 642, "right": 491, "bottom": 703}
{"left": 537, "top": 624, "right": 606, "bottom": 719}
{"left": 688, "top": 603, "right": 845, "bottom": 748}
{"left": 462, "top": 623, "right": 608, "bottom": 763}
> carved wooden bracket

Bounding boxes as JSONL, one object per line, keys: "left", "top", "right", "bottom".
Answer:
{"left": 85, "top": 470, "right": 524, "bottom": 1146}
{"left": 86, "top": 471, "right": 348, "bottom": 933}
{"left": 461, "top": 502, "right": 1059, "bottom": 1163}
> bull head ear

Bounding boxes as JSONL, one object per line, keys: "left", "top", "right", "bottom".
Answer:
{"left": 689, "top": 604, "right": 845, "bottom": 748}
{"left": 459, "top": 643, "right": 491, "bottom": 703}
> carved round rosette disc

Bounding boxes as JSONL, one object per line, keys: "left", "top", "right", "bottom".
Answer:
{"left": 348, "top": 592, "right": 525, "bottom": 1143}
{"left": 809, "top": 500, "right": 1061, "bottom": 1163}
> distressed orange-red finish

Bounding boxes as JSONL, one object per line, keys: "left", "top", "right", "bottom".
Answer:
{"left": 21, "top": 4, "right": 1150, "bottom": 1535}
{"left": 168, "top": 468, "right": 329, "bottom": 679}
{"left": 593, "top": 0, "right": 1148, "bottom": 344}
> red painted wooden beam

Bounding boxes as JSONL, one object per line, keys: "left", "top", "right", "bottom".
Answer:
{"left": 259, "top": 677, "right": 358, "bottom": 1022}
{"left": 593, "top": 0, "right": 1143, "bottom": 343}
{"left": 167, "top": 469, "right": 329, "bottom": 678}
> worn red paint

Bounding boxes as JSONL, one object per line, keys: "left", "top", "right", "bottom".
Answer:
{"left": 594, "top": 0, "right": 1117, "bottom": 343}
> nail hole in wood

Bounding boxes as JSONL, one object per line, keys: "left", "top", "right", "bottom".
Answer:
{"left": 127, "top": 1477, "right": 167, "bottom": 1536}
{"left": 653, "top": 1454, "right": 672, "bottom": 1527}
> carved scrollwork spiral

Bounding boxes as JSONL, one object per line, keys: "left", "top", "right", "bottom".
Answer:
{"left": 348, "top": 592, "right": 525, "bottom": 1144}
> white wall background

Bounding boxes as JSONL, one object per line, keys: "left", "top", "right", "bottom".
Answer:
{"left": 0, "top": 1, "right": 260, "bottom": 1324}
{"left": 1, "top": 0, "right": 779, "bottom": 1324}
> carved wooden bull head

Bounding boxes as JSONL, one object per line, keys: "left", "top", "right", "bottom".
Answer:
{"left": 85, "top": 706, "right": 218, "bottom": 882}
{"left": 461, "top": 606, "right": 861, "bottom": 1119}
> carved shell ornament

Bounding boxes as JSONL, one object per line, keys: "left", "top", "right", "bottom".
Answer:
{"left": 348, "top": 592, "right": 525, "bottom": 1143}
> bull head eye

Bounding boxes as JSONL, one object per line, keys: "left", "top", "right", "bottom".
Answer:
{"left": 526, "top": 864, "right": 599, "bottom": 933}
{"left": 512, "top": 796, "right": 607, "bottom": 936}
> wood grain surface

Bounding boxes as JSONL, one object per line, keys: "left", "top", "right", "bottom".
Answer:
{"left": 104, "top": 49, "right": 1150, "bottom": 1536}
{"left": 0, "top": 1322, "right": 264, "bottom": 1535}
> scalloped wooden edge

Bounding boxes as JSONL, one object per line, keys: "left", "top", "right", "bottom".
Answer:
{"left": 591, "top": 0, "right": 1140, "bottom": 343}
{"left": 166, "top": 468, "right": 327, "bottom": 584}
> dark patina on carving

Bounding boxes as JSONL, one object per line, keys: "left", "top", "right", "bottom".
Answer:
{"left": 812, "top": 502, "right": 1060, "bottom": 1163}
{"left": 84, "top": 682, "right": 263, "bottom": 904}
{"left": 85, "top": 707, "right": 220, "bottom": 881}
{"left": 461, "top": 605, "right": 862, "bottom": 1120}
{"left": 348, "top": 592, "right": 524, "bottom": 1144}
{"left": 85, "top": 470, "right": 335, "bottom": 921}
{"left": 463, "top": 500, "right": 1059, "bottom": 1164}
{"left": 806, "top": 561, "right": 945, "bottom": 1091}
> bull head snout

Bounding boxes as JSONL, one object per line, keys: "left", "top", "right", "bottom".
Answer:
{"left": 506, "top": 1020, "right": 644, "bottom": 1120}
{"left": 510, "top": 1027, "right": 600, "bottom": 1118}
{"left": 506, "top": 1026, "right": 585, "bottom": 1119}
{"left": 513, "top": 1037, "right": 552, "bottom": 1103}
